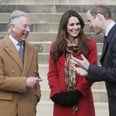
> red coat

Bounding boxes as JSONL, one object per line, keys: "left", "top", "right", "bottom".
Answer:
{"left": 47, "top": 38, "right": 97, "bottom": 116}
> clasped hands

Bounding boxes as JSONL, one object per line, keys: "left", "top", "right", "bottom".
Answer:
{"left": 51, "top": 90, "right": 82, "bottom": 106}
{"left": 70, "top": 54, "right": 90, "bottom": 76}
{"left": 26, "top": 76, "right": 42, "bottom": 88}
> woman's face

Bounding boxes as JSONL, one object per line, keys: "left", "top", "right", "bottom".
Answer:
{"left": 67, "top": 16, "right": 81, "bottom": 39}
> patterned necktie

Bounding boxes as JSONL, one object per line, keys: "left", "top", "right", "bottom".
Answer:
{"left": 18, "top": 42, "right": 24, "bottom": 62}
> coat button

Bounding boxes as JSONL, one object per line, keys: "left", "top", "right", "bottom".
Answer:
{"left": 31, "top": 97, "right": 34, "bottom": 101}
{"left": 11, "top": 70, "right": 15, "bottom": 73}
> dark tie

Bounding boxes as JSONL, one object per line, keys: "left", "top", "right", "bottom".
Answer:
{"left": 18, "top": 42, "right": 24, "bottom": 62}
{"left": 100, "top": 35, "right": 108, "bottom": 64}
{"left": 104, "top": 35, "right": 107, "bottom": 44}
{"left": 102, "top": 35, "right": 108, "bottom": 54}
{"left": 103, "top": 35, "right": 108, "bottom": 48}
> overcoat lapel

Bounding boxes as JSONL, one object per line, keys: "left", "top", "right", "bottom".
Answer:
{"left": 3, "top": 36, "right": 23, "bottom": 71}
{"left": 3, "top": 36, "right": 34, "bottom": 75}
{"left": 100, "top": 24, "right": 116, "bottom": 63}
{"left": 23, "top": 42, "right": 33, "bottom": 75}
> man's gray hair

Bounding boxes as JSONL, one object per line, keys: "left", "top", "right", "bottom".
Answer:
{"left": 8, "top": 10, "right": 28, "bottom": 27}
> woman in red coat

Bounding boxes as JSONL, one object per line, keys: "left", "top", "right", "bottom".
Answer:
{"left": 47, "top": 10, "right": 97, "bottom": 116}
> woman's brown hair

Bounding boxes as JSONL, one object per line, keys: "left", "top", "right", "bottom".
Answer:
{"left": 51, "top": 10, "right": 89, "bottom": 60}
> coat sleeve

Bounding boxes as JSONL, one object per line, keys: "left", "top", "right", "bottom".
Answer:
{"left": 76, "top": 39, "right": 97, "bottom": 97}
{"left": 88, "top": 36, "right": 116, "bottom": 82}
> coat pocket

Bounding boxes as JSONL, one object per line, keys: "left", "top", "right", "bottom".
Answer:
{"left": 0, "top": 91, "right": 12, "bottom": 100}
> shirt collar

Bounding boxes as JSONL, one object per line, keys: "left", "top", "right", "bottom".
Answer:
{"left": 105, "top": 21, "right": 115, "bottom": 36}
{"left": 9, "top": 34, "right": 19, "bottom": 46}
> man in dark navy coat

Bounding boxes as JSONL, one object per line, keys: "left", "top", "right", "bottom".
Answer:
{"left": 71, "top": 5, "right": 116, "bottom": 116}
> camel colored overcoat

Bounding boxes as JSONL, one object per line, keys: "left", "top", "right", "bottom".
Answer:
{"left": 0, "top": 35, "right": 41, "bottom": 116}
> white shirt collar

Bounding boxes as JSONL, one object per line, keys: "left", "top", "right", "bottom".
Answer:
{"left": 105, "top": 21, "right": 115, "bottom": 36}
{"left": 9, "top": 34, "right": 19, "bottom": 45}
{"left": 9, "top": 34, "right": 19, "bottom": 51}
